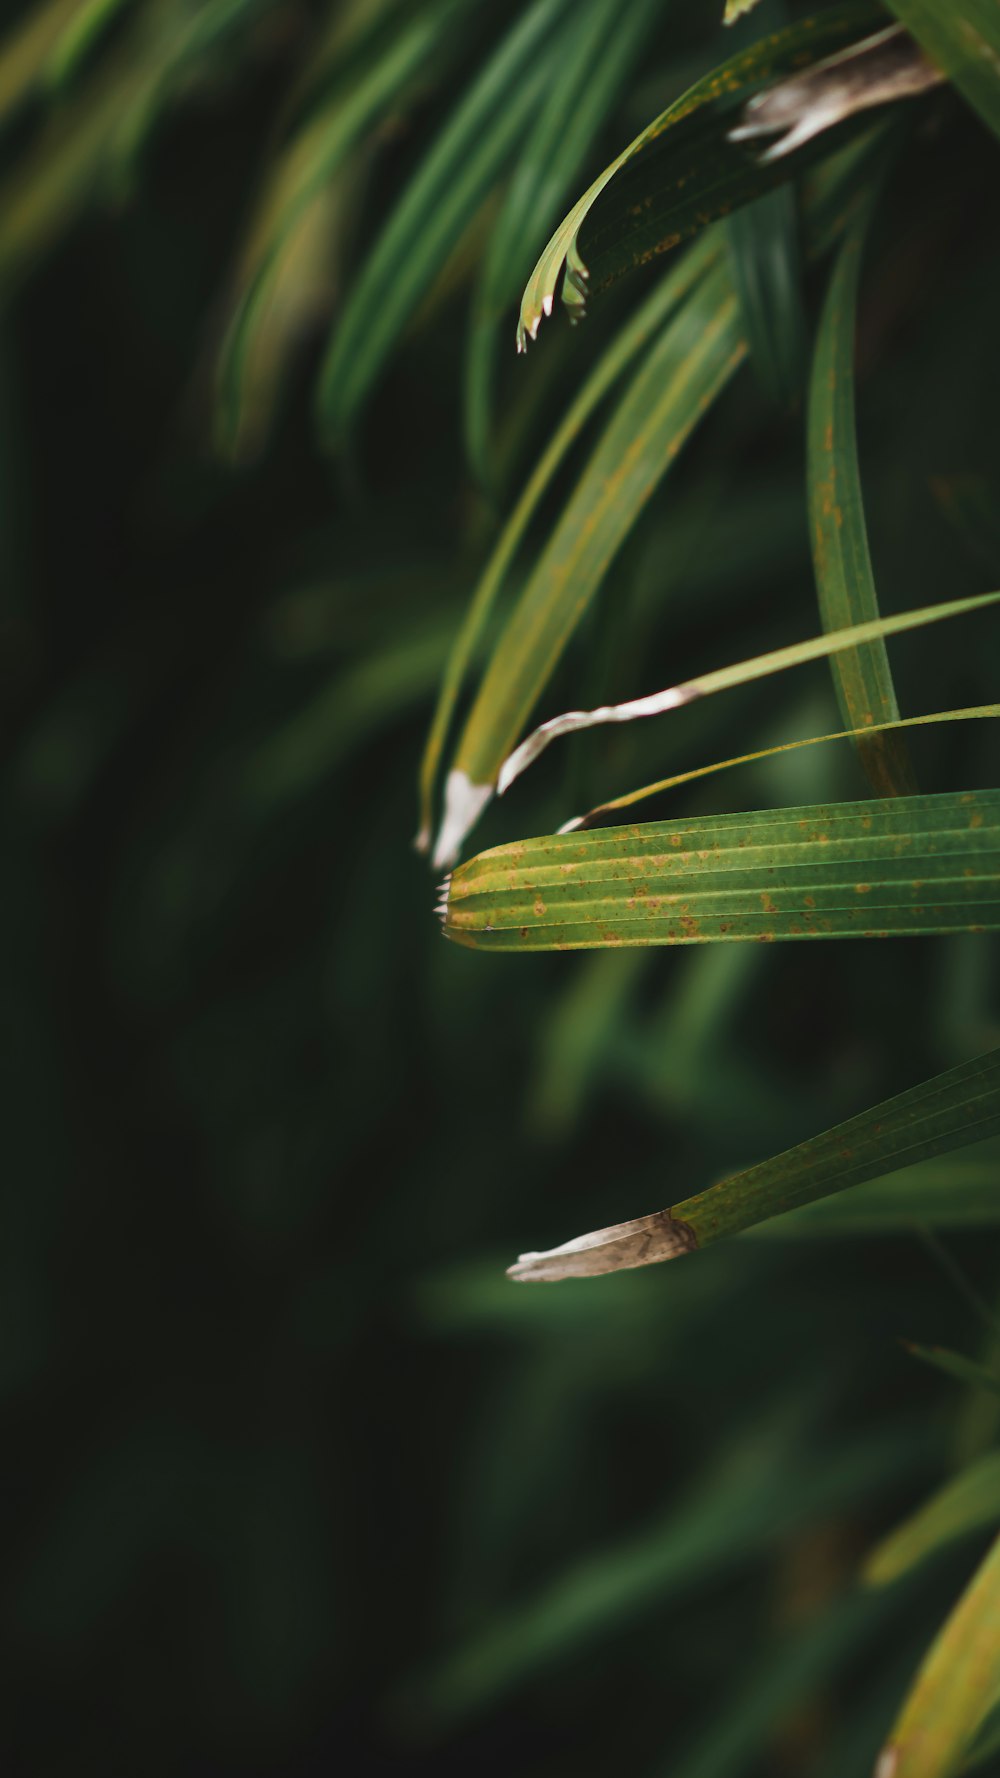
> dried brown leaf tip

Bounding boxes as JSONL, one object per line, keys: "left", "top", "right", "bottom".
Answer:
{"left": 508, "top": 1209, "right": 698, "bottom": 1283}
{"left": 728, "top": 24, "right": 944, "bottom": 162}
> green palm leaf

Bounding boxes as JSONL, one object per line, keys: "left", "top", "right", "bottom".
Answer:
{"left": 416, "top": 229, "right": 721, "bottom": 850}
{"left": 877, "top": 1532, "right": 1000, "bottom": 1777}
{"left": 808, "top": 173, "right": 917, "bottom": 797}
{"left": 463, "top": 0, "right": 664, "bottom": 482}
{"left": 493, "top": 587, "right": 1000, "bottom": 799}
{"left": 518, "top": 1, "right": 885, "bottom": 344}
{"left": 216, "top": 0, "right": 477, "bottom": 456}
{"left": 316, "top": 0, "right": 569, "bottom": 448}
{"left": 505, "top": 1042, "right": 1000, "bottom": 1279}
{"left": 885, "top": 1, "right": 1000, "bottom": 143}
{"left": 441, "top": 789, "right": 1000, "bottom": 955}
{"left": 562, "top": 706, "right": 1000, "bottom": 833}
{"left": 750, "top": 1147, "right": 1000, "bottom": 1238}
{"left": 724, "top": 183, "right": 807, "bottom": 408}
{"left": 435, "top": 256, "right": 745, "bottom": 864}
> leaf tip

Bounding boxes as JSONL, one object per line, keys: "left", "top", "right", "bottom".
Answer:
{"left": 434, "top": 875, "right": 452, "bottom": 923}
{"left": 432, "top": 770, "right": 494, "bottom": 870}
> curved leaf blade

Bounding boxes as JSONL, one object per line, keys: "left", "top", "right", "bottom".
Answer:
{"left": 495, "top": 588, "right": 1000, "bottom": 799}
{"left": 876, "top": 1533, "right": 1000, "bottom": 1778}
{"left": 316, "top": 0, "right": 568, "bottom": 448}
{"left": 441, "top": 789, "right": 1000, "bottom": 954}
{"left": 865, "top": 1453, "right": 1000, "bottom": 1588}
{"left": 435, "top": 258, "right": 746, "bottom": 864}
{"left": 808, "top": 176, "right": 916, "bottom": 797}
{"left": 464, "top": 0, "right": 665, "bottom": 481}
{"left": 217, "top": 0, "right": 472, "bottom": 456}
{"left": 506, "top": 1043, "right": 1000, "bottom": 1279}
{"left": 563, "top": 706, "right": 1000, "bottom": 834}
{"left": 518, "top": 2, "right": 886, "bottom": 344}
{"left": 724, "top": 182, "right": 807, "bottom": 407}
{"left": 416, "top": 229, "right": 721, "bottom": 849}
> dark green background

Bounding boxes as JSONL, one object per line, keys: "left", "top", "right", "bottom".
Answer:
{"left": 3, "top": 3, "right": 1000, "bottom": 1773}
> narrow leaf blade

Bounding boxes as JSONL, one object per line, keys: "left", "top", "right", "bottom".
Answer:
{"left": 807, "top": 176, "right": 916, "bottom": 796}
{"left": 876, "top": 1533, "right": 1000, "bottom": 1777}
{"left": 865, "top": 1452, "right": 1000, "bottom": 1588}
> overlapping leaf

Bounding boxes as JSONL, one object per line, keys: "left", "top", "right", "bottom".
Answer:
{"left": 808, "top": 174, "right": 916, "bottom": 797}
{"left": 316, "top": 0, "right": 570, "bottom": 448}
{"left": 876, "top": 1532, "right": 1000, "bottom": 1777}
{"left": 724, "top": 183, "right": 806, "bottom": 407}
{"left": 463, "top": 0, "right": 664, "bottom": 480}
{"left": 518, "top": 1, "right": 886, "bottom": 343}
{"left": 885, "top": 1, "right": 1000, "bottom": 143}
{"left": 417, "top": 229, "right": 721, "bottom": 849}
{"left": 216, "top": 0, "right": 475, "bottom": 456}
{"left": 492, "top": 588, "right": 1000, "bottom": 799}
{"left": 562, "top": 706, "right": 1000, "bottom": 834}
{"left": 434, "top": 257, "right": 745, "bottom": 864}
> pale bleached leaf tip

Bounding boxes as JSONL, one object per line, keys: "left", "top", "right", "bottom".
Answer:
{"left": 497, "top": 684, "right": 696, "bottom": 796}
{"left": 431, "top": 769, "right": 494, "bottom": 869}
{"left": 508, "top": 1209, "right": 698, "bottom": 1282}
{"left": 434, "top": 875, "right": 452, "bottom": 922}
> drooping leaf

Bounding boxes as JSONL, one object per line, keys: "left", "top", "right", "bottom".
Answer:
{"left": 562, "top": 706, "right": 1000, "bottom": 834}
{"left": 885, "top": 1, "right": 1000, "bottom": 144}
{"left": 216, "top": 0, "right": 475, "bottom": 455}
{"left": 0, "top": 0, "right": 270, "bottom": 293}
{"left": 865, "top": 1452, "right": 1000, "bottom": 1588}
{"left": 503, "top": 1041, "right": 1000, "bottom": 1279}
{"left": 416, "top": 228, "right": 721, "bottom": 850}
{"left": 492, "top": 587, "right": 1000, "bottom": 798}
{"left": 316, "top": 0, "right": 570, "bottom": 448}
{"left": 434, "top": 257, "right": 746, "bottom": 865}
{"left": 463, "top": 0, "right": 664, "bottom": 482}
{"left": 807, "top": 173, "right": 917, "bottom": 798}
{"left": 517, "top": 2, "right": 891, "bottom": 345}
{"left": 107, "top": 0, "right": 274, "bottom": 178}
{"left": 876, "top": 1532, "right": 1000, "bottom": 1777}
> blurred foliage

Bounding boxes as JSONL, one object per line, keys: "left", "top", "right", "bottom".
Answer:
{"left": 1, "top": 1, "right": 1000, "bottom": 1775}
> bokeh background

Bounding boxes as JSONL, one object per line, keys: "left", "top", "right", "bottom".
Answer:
{"left": 2, "top": 2, "right": 1000, "bottom": 1773}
